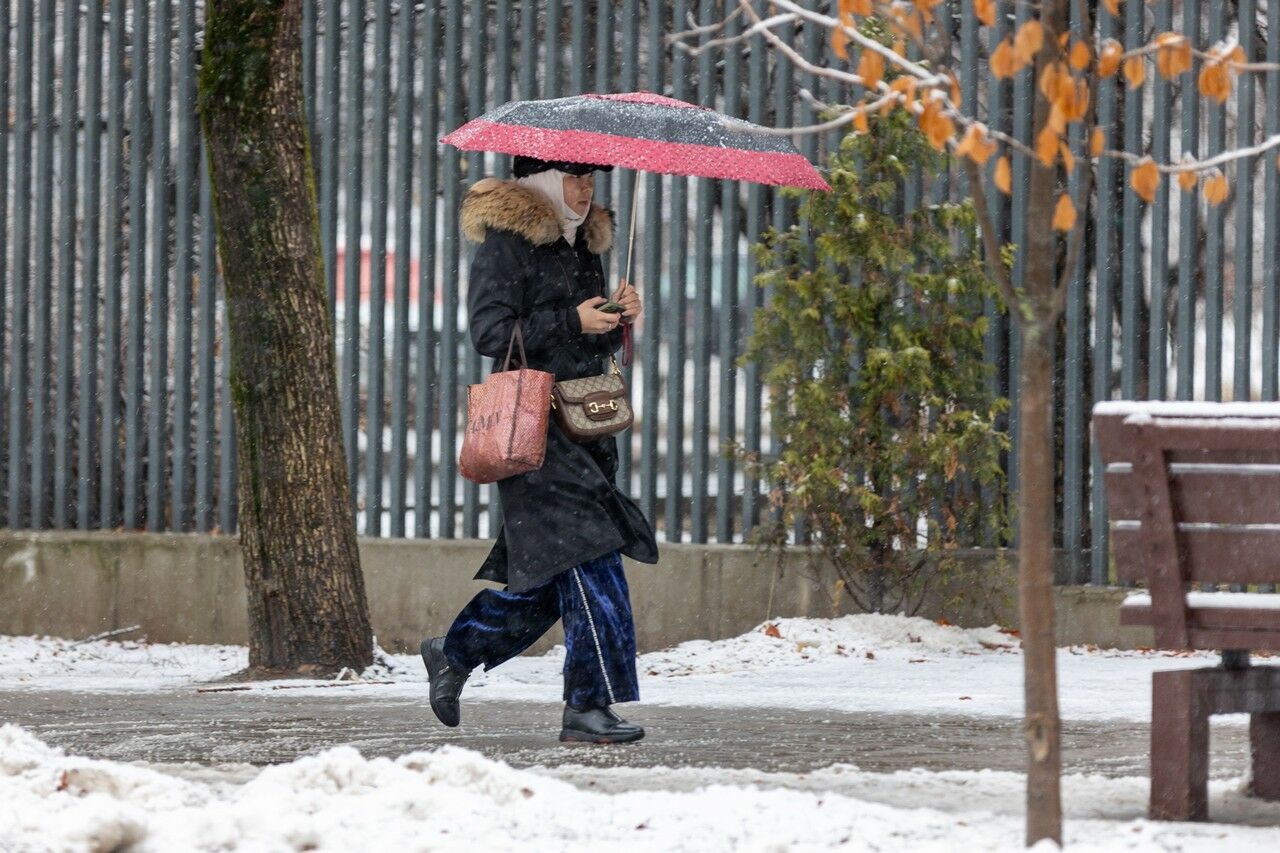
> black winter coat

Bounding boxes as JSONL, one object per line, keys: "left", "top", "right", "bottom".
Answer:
{"left": 462, "top": 178, "right": 659, "bottom": 593}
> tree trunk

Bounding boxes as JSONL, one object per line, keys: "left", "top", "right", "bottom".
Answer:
{"left": 1018, "top": 0, "right": 1068, "bottom": 842}
{"left": 1016, "top": 326, "right": 1062, "bottom": 844}
{"left": 198, "top": 0, "right": 373, "bottom": 674}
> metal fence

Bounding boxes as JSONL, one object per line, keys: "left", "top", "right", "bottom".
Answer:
{"left": 1, "top": 1, "right": 1278, "bottom": 585}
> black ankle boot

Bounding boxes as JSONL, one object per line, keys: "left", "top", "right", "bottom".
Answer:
{"left": 559, "top": 704, "right": 645, "bottom": 744}
{"left": 421, "top": 637, "right": 470, "bottom": 727}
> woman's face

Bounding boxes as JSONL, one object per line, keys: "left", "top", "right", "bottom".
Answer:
{"left": 561, "top": 172, "right": 594, "bottom": 216}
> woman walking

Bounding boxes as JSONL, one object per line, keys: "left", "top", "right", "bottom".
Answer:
{"left": 421, "top": 156, "right": 658, "bottom": 744}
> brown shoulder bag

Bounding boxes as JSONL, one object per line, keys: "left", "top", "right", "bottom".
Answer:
{"left": 551, "top": 355, "right": 633, "bottom": 442}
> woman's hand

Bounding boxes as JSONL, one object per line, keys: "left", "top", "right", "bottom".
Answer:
{"left": 613, "top": 280, "right": 644, "bottom": 324}
{"left": 576, "top": 297, "right": 623, "bottom": 335}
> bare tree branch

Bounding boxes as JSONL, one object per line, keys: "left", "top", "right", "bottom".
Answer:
{"left": 718, "top": 1, "right": 1044, "bottom": 159}
{"left": 764, "top": 0, "right": 944, "bottom": 84}
{"left": 738, "top": 90, "right": 899, "bottom": 136}
{"left": 1116, "top": 33, "right": 1280, "bottom": 72}
{"left": 1103, "top": 133, "right": 1280, "bottom": 173}
{"left": 1050, "top": 163, "right": 1093, "bottom": 325}
{"left": 665, "top": 2, "right": 745, "bottom": 44}
{"left": 668, "top": 9, "right": 794, "bottom": 54}
{"left": 961, "top": 157, "right": 1021, "bottom": 319}
{"left": 727, "top": 2, "right": 865, "bottom": 90}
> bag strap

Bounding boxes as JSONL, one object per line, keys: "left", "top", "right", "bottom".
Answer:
{"left": 503, "top": 322, "right": 529, "bottom": 371}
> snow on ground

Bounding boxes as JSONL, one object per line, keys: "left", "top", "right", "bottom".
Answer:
{"left": 1, "top": 724, "right": 1278, "bottom": 853}
{"left": 0, "top": 614, "right": 1236, "bottom": 723}
{"left": 4, "top": 617, "right": 1280, "bottom": 849}
{"left": 0, "top": 634, "right": 249, "bottom": 692}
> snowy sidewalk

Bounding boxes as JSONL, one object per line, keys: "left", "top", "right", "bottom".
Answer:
{"left": 4, "top": 614, "right": 1280, "bottom": 850}
{"left": 1, "top": 689, "right": 1221, "bottom": 779}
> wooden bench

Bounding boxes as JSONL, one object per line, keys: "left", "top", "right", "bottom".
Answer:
{"left": 1093, "top": 401, "right": 1280, "bottom": 821}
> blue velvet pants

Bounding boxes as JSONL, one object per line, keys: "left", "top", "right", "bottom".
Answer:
{"left": 442, "top": 550, "right": 639, "bottom": 709}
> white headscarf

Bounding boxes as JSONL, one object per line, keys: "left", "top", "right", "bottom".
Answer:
{"left": 516, "top": 169, "right": 588, "bottom": 245}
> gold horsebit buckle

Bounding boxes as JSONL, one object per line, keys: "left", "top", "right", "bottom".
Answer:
{"left": 587, "top": 399, "right": 619, "bottom": 415}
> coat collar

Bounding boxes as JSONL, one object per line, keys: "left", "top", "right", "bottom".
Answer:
{"left": 461, "top": 177, "right": 615, "bottom": 255}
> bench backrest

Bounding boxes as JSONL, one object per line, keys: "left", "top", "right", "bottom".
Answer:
{"left": 1094, "top": 402, "right": 1280, "bottom": 648}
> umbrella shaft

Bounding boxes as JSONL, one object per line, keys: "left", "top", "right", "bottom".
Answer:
{"left": 625, "top": 178, "right": 639, "bottom": 286}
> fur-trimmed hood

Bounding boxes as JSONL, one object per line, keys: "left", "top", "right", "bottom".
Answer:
{"left": 461, "top": 177, "right": 615, "bottom": 255}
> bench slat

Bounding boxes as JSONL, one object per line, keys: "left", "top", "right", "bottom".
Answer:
{"left": 1121, "top": 601, "right": 1280, "bottom": 632}
{"left": 1116, "top": 611, "right": 1280, "bottom": 652}
{"left": 1113, "top": 528, "right": 1280, "bottom": 585}
{"left": 1106, "top": 470, "right": 1280, "bottom": 526}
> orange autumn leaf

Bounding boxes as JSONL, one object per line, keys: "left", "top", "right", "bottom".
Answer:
{"left": 1102, "top": 0, "right": 1122, "bottom": 17}
{"left": 1090, "top": 126, "right": 1106, "bottom": 156}
{"left": 1035, "top": 125, "right": 1060, "bottom": 167}
{"left": 1047, "top": 75, "right": 1089, "bottom": 130}
{"left": 919, "top": 99, "right": 956, "bottom": 150}
{"left": 1046, "top": 103, "right": 1067, "bottom": 135}
{"left": 990, "top": 37, "right": 1019, "bottom": 80}
{"left": 974, "top": 0, "right": 996, "bottom": 27}
{"left": 1199, "top": 61, "right": 1232, "bottom": 103}
{"left": 1060, "top": 141, "right": 1076, "bottom": 173}
{"left": 1203, "top": 170, "right": 1229, "bottom": 206}
{"left": 1038, "top": 61, "right": 1065, "bottom": 101}
{"left": 890, "top": 75, "right": 919, "bottom": 106}
{"left": 1052, "top": 194, "right": 1077, "bottom": 231}
{"left": 832, "top": 26, "right": 850, "bottom": 60}
{"left": 1130, "top": 158, "right": 1160, "bottom": 203}
{"left": 858, "top": 49, "right": 886, "bottom": 90}
{"left": 1070, "top": 40, "right": 1091, "bottom": 71}
{"left": 1124, "top": 56, "right": 1146, "bottom": 89}
{"left": 955, "top": 124, "right": 998, "bottom": 165}
{"left": 994, "top": 155, "right": 1013, "bottom": 195}
{"left": 1064, "top": 78, "right": 1090, "bottom": 121}
{"left": 1155, "top": 33, "right": 1192, "bottom": 79}
{"left": 1177, "top": 169, "right": 1198, "bottom": 192}
{"left": 1013, "top": 20, "right": 1045, "bottom": 64}
{"left": 853, "top": 109, "right": 870, "bottom": 134}
{"left": 948, "top": 71, "right": 962, "bottom": 107}
{"left": 841, "top": 0, "right": 874, "bottom": 15}
{"left": 1098, "top": 39, "right": 1123, "bottom": 77}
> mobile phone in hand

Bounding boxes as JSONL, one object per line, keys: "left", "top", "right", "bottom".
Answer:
{"left": 599, "top": 301, "right": 626, "bottom": 314}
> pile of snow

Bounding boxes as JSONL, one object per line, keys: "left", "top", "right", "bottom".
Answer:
{"left": 3, "top": 725, "right": 1279, "bottom": 852}
{"left": 638, "top": 614, "right": 1018, "bottom": 677}
{"left": 0, "top": 634, "right": 246, "bottom": 691}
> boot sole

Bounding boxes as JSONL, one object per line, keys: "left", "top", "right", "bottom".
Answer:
{"left": 558, "top": 728, "right": 645, "bottom": 745}
{"left": 421, "top": 640, "right": 461, "bottom": 728}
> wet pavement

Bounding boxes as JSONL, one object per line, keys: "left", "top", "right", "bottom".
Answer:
{"left": 0, "top": 688, "right": 1252, "bottom": 781}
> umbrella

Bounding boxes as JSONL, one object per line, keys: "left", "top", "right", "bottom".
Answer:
{"left": 441, "top": 92, "right": 831, "bottom": 356}
{"left": 440, "top": 92, "right": 831, "bottom": 193}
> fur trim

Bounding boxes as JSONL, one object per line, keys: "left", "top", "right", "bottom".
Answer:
{"left": 461, "top": 177, "right": 615, "bottom": 254}
{"left": 580, "top": 201, "right": 615, "bottom": 255}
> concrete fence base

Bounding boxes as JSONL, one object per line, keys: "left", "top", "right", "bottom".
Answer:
{"left": 0, "top": 531, "right": 1152, "bottom": 653}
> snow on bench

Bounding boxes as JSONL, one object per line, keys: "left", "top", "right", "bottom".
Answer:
{"left": 1122, "top": 591, "right": 1280, "bottom": 611}
{"left": 1093, "top": 400, "right": 1280, "bottom": 417}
